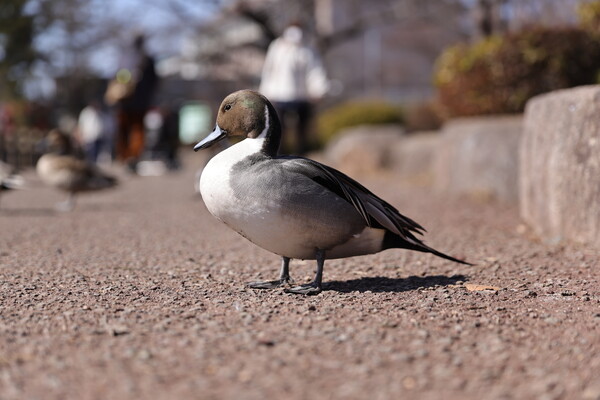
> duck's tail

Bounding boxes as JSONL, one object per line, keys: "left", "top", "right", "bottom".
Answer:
{"left": 383, "top": 231, "right": 473, "bottom": 266}
{"left": 88, "top": 165, "right": 118, "bottom": 190}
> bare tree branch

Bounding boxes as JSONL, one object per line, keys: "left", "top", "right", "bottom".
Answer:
{"left": 225, "top": 0, "right": 470, "bottom": 55}
{"left": 230, "top": 1, "right": 278, "bottom": 45}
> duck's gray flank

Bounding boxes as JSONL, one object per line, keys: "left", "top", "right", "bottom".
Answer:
{"left": 229, "top": 154, "right": 366, "bottom": 259}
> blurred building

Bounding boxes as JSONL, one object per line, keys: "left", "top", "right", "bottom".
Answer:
{"left": 317, "top": 0, "right": 468, "bottom": 102}
{"left": 146, "top": 0, "right": 586, "bottom": 105}
{"left": 156, "top": 0, "right": 469, "bottom": 104}
{"left": 157, "top": 15, "right": 266, "bottom": 83}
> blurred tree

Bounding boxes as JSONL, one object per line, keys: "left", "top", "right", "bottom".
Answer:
{"left": 0, "top": 0, "right": 39, "bottom": 99}
{"left": 0, "top": 0, "right": 218, "bottom": 101}
{"left": 0, "top": 0, "right": 590, "bottom": 102}
{"left": 578, "top": 0, "right": 600, "bottom": 34}
{"left": 473, "top": 0, "right": 508, "bottom": 39}
{"left": 0, "top": 0, "right": 114, "bottom": 100}
{"left": 220, "top": 0, "right": 588, "bottom": 52}
{"left": 176, "top": 0, "right": 471, "bottom": 90}
{"left": 31, "top": 0, "right": 120, "bottom": 109}
{"left": 224, "top": 0, "right": 471, "bottom": 54}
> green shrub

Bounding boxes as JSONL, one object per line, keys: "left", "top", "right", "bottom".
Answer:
{"left": 434, "top": 27, "right": 600, "bottom": 117}
{"left": 579, "top": 0, "right": 600, "bottom": 34}
{"left": 316, "top": 101, "right": 403, "bottom": 145}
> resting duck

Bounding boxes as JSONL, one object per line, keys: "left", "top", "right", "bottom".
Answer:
{"left": 36, "top": 130, "right": 117, "bottom": 211}
{"left": 194, "top": 90, "right": 470, "bottom": 295}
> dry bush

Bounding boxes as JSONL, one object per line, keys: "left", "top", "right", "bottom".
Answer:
{"left": 434, "top": 26, "right": 600, "bottom": 117}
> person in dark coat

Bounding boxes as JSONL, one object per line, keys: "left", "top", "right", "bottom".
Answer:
{"left": 114, "top": 34, "right": 159, "bottom": 172}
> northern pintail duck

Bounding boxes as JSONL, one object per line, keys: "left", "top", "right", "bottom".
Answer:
{"left": 195, "top": 90, "right": 470, "bottom": 295}
{"left": 36, "top": 130, "right": 117, "bottom": 211}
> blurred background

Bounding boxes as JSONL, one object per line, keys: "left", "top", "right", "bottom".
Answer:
{"left": 1, "top": 0, "right": 599, "bottom": 171}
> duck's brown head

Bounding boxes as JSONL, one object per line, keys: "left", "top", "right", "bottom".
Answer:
{"left": 194, "top": 90, "right": 281, "bottom": 156}
{"left": 38, "top": 129, "right": 75, "bottom": 155}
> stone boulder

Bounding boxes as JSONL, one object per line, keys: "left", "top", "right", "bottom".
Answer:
{"left": 389, "top": 131, "right": 439, "bottom": 182}
{"left": 434, "top": 116, "right": 523, "bottom": 203}
{"left": 324, "top": 125, "right": 404, "bottom": 175}
{"left": 520, "top": 85, "right": 600, "bottom": 247}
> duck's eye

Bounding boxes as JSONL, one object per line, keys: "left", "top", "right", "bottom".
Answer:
{"left": 224, "top": 104, "right": 232, "bottom": 111}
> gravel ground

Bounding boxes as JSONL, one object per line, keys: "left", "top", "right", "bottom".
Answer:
{"left": 1, "top": 150, "right": 599, "bottom": 400}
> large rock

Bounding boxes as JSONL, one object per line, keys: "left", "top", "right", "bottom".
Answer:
{"left": 324, "top": 125, "right": 404, "bottom": 175}
{"left": 520, "top": 85, "right": 600, "bottom": 247}
{"left": 389, "top": 131, "right": 439, "bottom": 182}
{"left": 434, "top": 116, "right": 523, "bottom": 203}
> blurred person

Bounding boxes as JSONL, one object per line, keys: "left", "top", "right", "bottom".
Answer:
{"left": 137, "top": 103, "right": 180, "bottom": 175}
{"left": 0, "top": 103, "right": 15, "bottom": 136}
{"left": 106, "top": 33, "right": 159, "bottom": 173}
{"left": 259, "top": 22, "right": 329, "bottom": 154}
{"left": 0, "top": 103, "right": 15, "bottom": 161}
{"left": 136, "top": 106, "right": 166, "bottom": 176}
{"left": 99, "top": 105, "right": 117, "bottom": 164}
{"left": 143, "top": 106, "right": 164, "bottom": 158}
{"left": 158, "top": 103, "right": 181, "bottom": 170}
{"left": 75, "top": 100, "right": 104, "bottom": 163}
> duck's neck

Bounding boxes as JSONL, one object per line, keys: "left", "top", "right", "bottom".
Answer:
{"left": 259, "top": 101, "right": 282, "bottom": 157}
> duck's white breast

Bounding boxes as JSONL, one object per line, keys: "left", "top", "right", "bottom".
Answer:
{"left": 200, "top": 138, "right": 300, "bottom": 255}
{"left": 200, "top": 138, "right": 323, "bottom": 259}
{"left": 199, "top": 138, "right": 265, "bottom": 224}
{"left": 36, "top": 155, "right": 73, "bottom": 189}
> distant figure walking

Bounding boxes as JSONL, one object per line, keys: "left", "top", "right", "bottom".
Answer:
{"left": 106, "top": 34, "right": 159, "bottom": 173}
{"left": 259, "top": 23, "right": 329, "bottom": 154}
{"left": 76, "top": 100, "right": 104, "bottom": 163}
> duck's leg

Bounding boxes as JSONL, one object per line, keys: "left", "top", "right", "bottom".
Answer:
{"left": 285, "top": 250, "right": 324, "bottom": 295}
{"left": 247, "top": 257, "right": 294, "bottom": 289}
{"left": 56, "top": 192, "right": 76, "bottom": 212}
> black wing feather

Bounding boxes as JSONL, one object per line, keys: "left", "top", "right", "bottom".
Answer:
{"left": 281, "top": 156, "right": 426, "bottom": 239}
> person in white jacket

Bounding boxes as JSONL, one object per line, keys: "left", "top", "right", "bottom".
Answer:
{"left": 76, "top": 100, "right": 105, "bottom": 163}
{"left": 259, "top": 23, "right": 329, "bottom": 154}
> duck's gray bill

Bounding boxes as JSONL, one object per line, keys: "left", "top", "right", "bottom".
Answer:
{"left": 193, "top": 125, "right": 226, "bottom": 151}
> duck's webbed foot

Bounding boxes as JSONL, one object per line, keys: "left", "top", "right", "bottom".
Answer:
{"left": 246, "top": 257, "right": 293, "bottom": 290}
{"left": 55, "top": 194, "right": 75, "bottom": 212}
{"left": 284, "top": 250, "right": 325, "bottom": 296}
{"left": 284, "top": 282, "right": 322, "bottom": 295}
{"left": 246, "top": 277, "right": 294, "bottom": 289}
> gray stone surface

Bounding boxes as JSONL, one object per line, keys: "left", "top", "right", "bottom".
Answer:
{"left": 434, "top": 116, "right": 523, "bottom": 203}
{"left": 520, "top": 85, "right": 600, "bottom": 247}
{"left": 389, "top": 131, "right": 439, "bottom": 181}
{"left": 324, "top": 125, "right": 404, "bottom": 175}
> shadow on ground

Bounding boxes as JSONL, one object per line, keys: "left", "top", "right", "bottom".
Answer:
{"left": 325, "top": 274, "right": 468, "bottom": 293}
{"left": 1, "top": 208, "right": 57, "bottom": 217}
{"left": 71, "top": 202, "right": 134, "bottom": 212}
{"left": 0, "top": 202, "right": 135, "bottom": 216}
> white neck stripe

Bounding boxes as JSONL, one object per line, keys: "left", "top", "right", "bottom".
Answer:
{"left": 257, "top": 105, "right": 269, "bottom": 139}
